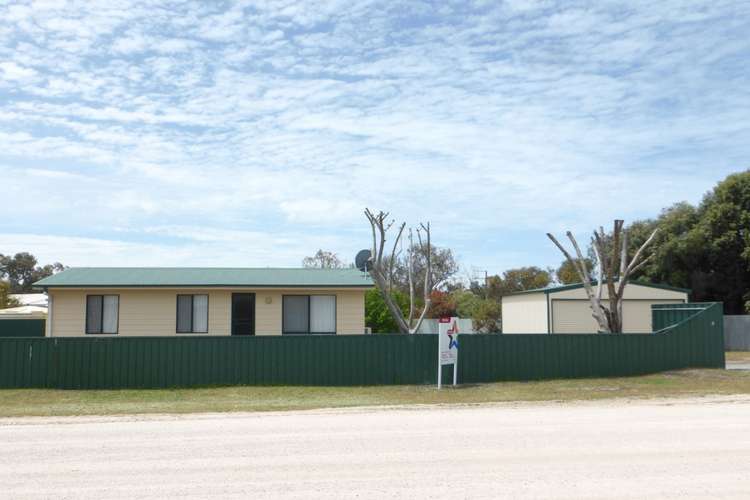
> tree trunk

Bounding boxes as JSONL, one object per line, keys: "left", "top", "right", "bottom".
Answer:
{"left": 549, "top": 220, "right": 658, "bottom": 333}
{"left": 365, "top": 209, "right": 436, "bottom": 334}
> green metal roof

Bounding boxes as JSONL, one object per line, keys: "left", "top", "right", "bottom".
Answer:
{"left": 505, "top": 280, "right": 691, "bottom": 297}
{"left": 34, "top": 267, "right": 374, "bottom": 289}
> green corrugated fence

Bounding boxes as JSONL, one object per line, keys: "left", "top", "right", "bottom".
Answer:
{"left": 0, "top": 319, "right": 45, "bottom": 338}
{"left": 0, "top": 303, "right": 724, "bottom": 389}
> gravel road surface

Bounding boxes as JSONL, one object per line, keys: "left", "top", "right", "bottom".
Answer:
{"left": 2, "top": 396, "right": 750, "bottom": 499}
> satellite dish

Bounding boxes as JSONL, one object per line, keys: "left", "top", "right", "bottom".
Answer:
{"left": 355, "top": 249, "right": 372, "bottom": 272}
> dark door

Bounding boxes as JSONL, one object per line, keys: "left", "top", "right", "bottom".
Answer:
{"left": 231, "top": 293, "right": 255, "bottom": 336}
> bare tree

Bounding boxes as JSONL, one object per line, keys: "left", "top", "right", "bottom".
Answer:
{"left": 302, "top": 249, "right": 344, "bottom": 269}
{"left": 547, "top": 220, "right": 658, "bottom": 333}
{"left": 364, "top": 209, "right": 438, "bottom": 334}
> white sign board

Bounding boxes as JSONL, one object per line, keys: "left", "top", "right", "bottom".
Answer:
{"left": 437, "top": 317, "right": 459, "bottom": 388}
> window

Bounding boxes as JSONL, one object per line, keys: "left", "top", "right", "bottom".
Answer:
{"left": 282, "top": 295, "right": 309, "bottom": 334}
{"left": 176, "top": 294, "right": 209, "bottom": 333}
{"left": 86, "top": 295, "right": 119, "bottom": 334}
{"left": 310, "top": 295, "right": 336, "bottom": 333}
{"left": 283, "top": 295, "right": 336, "bottom": 334}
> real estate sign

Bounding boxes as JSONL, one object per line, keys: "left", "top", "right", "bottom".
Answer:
{"left": 437, "top": 317, "right": 459, "bottom": 388}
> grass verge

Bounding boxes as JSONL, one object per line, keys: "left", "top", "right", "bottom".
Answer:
{"left": 1, "top": 368, "right": 749, "bottom": 418}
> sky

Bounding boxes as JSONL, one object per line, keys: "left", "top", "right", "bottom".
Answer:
{"left": 1, "top": 0, "right": 748, "bottom": 279}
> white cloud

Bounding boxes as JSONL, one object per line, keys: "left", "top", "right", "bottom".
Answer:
{"left": 0, "top": 62, "right": 37, "bottom": 80}
{"left": 0, "top": 0, "right": 748, "bottom": 274}
{"left": 111, "top": 34, "right": 150, "bottom": 54}
{"left": 279, "top": 199, "right": 362, "bottom": 225}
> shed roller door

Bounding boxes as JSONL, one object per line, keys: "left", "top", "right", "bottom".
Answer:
{"left": 552, "top": 300, "right": 685, "bottom": 334}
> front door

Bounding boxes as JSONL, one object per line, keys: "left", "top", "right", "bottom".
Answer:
{"left": 231, "top": 293, "right": 255, "bottom": 336}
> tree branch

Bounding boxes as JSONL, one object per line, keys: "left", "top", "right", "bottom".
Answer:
{"left": 617, "top": 228, "right": 659, "bottom": 298}
{"left": 387, "top": 223, "right": 406, "bottom": 293}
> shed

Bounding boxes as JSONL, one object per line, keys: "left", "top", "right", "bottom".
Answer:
{"left": 501, "top": 282, "right": 690, "bottom": 334}
{"left": 0, "top": 305, "right": 47, "bottom": 319}
{"left": 0, "top": 306, "right": 47, "bottom": 338}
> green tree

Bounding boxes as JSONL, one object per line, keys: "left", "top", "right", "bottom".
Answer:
{"left": 364, "top": 289, "right": 409, "bottom": 333}
{"left": 461, "top": 266, "right": 551, "bottom": 333}
{"left": 472, "top": 299, "right": 502, "bottom": 333}
{"left": 689, "top": 170, "right": 750, "bottom": 313}
{"left": 623, "top": 170, "right": 750, "bottom": 314}
{"left": 0, "top": 281, "right": 20, "bottom": 309}
{"left": 627, "top": 203, "right": 699, "bottom": 283}
{"left": 452, "top": 289, "right": 481, "bottom": 318}
{"left": 0, "top": 252, "right": 65, "bottom": 292}
{"left": 485, "top": 266, "right": 552, "bottom": 300}
{"left": 555, "top": 259, "right": 593, "bottom": 284}
{"left": 449, "top": 289, "right": 501, "bottom": 333}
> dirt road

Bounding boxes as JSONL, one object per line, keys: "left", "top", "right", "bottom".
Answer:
{"left": 2, "top": 397, "right": 750, "bottom": 499}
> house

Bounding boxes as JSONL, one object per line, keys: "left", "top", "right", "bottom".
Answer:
{"left": 501, "top": 282, "right": 689, "bottom": 334}
{"left": 34, "top": 267, "right": 373, "bottom": 337}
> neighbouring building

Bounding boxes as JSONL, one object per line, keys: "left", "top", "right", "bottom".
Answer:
{"left": 0, "top": 294, "right": 49, "bottom": 337}
{"left": 9, "top": 293, "right": 48, "bottom": 308}
{"left": 0, "top": 293, "right": 49, "bottom": 320}
{"left": 501, "top": 281, "right": 689, "bottom": 334}
{"left": 34, "top": 268, "right": 373, "bottom": 337}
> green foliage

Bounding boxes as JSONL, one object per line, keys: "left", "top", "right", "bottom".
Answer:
{"left": 449, "top": 290, "right": 501, "bottom": 333}
{"left": 690, "top": 171, "right": 750, "bottom": 313}
{"left": 625, "top": 203, "right": 700, "bottom": 283}
{"left": 364, "top": 288, "right": 410, "bottom": 333}
{"left": 555, "top": 259, "right": 593, "bottom": 284}
{"left": 459, "top": 266, "right": 551, "bottom": 332}
{"left": 452, "top": 289, "right": 481, "bottom": 318}
{"left": 0, "top": 281, "right": 20, "bottom": 309}
{"left": 485, "top": 266, "right": 552, "bottom": 300}
{"left": 631, "top": 171, "right": 750, "bottom": 313}
{"left": 575, "top": 171, "right": 750, "bottom": 313}
{"left": 0, "top": 252, "right": 65, "bottom": 293}
{"left": 471, "top": 299, "right": 502, "bottom": 333}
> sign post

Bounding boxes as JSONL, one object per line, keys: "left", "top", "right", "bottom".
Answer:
{"left": 437, "top": 317, "right": 459, "bottom": 389}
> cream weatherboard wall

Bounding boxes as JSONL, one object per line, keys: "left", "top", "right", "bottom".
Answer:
{"left": 47, "top": 288, "right": 367, "bottom": 337}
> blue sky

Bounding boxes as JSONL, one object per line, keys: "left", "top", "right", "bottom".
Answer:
{"left": 1, "top": 0, "right": 748, "bottom": 279}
